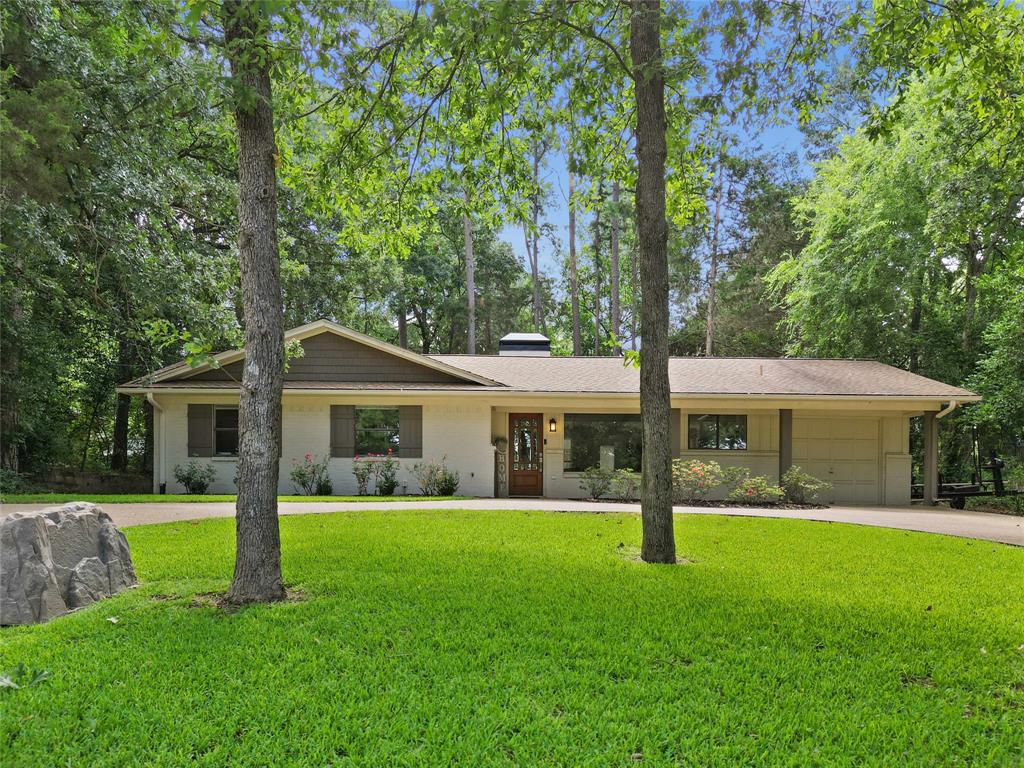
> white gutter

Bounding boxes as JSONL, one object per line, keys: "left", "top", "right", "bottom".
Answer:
{"left": 115, "top": 387, "right": 982, "bottom": 403}
{"left": 146, "top": 393, "right": 166, "bottom": 490}
{"left": 935, "top": 399, "right": 960, "bottom": 419}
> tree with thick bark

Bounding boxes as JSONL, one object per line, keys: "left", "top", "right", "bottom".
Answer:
{"left": 222, "top": 0, "right": 286, "bottom": 605}
{"left": 630, "top": 0, "right": 675, "bottom": 564}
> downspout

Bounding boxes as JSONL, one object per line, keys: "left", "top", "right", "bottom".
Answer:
{"left": 146, "top": 393, "right": 165, "bottom": 491}
{"left": 935, "top": 399, "right": 959, "bottom": 420}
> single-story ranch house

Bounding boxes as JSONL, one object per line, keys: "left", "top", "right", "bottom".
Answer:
{"left": 118, "top": 319, "right": 978, "bottom": 505}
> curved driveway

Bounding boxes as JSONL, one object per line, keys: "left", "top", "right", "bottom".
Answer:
{"left": 2, "top": 499, "right": 1021, "bottom": 546}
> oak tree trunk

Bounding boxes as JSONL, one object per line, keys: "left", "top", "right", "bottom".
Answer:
{"left": 631, "top": 0, "right": 676, "bottom": 564}
{"left": 568, "top": 160, "right": 582, "bottom": 355}
{"left": 610, "top": 179, "right": 622, "bottom": 355}
{"left": 464, "top": 190, "right": 476, "bottom": 354}
{"left": 223, "top": 0, "right": 286, "bottom": 605}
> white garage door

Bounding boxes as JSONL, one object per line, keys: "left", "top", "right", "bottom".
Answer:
{"left": 792, "top": 417, "right": 880, "bottom": 505}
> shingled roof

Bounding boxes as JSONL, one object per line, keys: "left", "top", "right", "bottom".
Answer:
{"left": 119, "top": 320, "right": 976, "bottom": 400}
{"left": 430, "top": 355, "right": 978, "bottom": 399}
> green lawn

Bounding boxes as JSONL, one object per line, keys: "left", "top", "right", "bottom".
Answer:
{"left": 0, "top": 493, "right": 469, "bottom": 504}
{"left": 2, "top": 510, "right": 1022, "bottom": 767}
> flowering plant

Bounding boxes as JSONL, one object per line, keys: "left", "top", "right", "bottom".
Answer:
{"left": 353, "top": 450, "right": 400, "bottom": 496}
{"left": 727, "top": 475, "right": 785, "bottom": 505}
{"left": 371, "top": 449, "right": 400, "bottom": 495}
{"left": 290, "top": 452, "right": 332, "bottom": 496}
{"left": 352, "top": 455, "right": 373, "bottom": 495}
{"left": 412, "top": 456, "right": 460, "bottom": 496}
{"left": 671, "top": 459, "right": 724, "bottom": 503}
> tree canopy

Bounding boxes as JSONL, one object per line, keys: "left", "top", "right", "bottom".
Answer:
{"left": 2, "top": 0, "right": 1021, "bottom": 497}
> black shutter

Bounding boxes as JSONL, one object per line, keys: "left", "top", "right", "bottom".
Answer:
{"left": 670, "top": 408, "right": 681, "bottom": 459}
{"left": 330, "top": 405, "right": 355, "bottom": 457}
{"left": 398, "top": 405, "right": 422, "bottom": 458}
{"left": 187, "top": 404, "right": 214, "bottom": 457}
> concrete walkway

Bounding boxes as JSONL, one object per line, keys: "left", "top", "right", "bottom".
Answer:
{"left": 3, "top": 498, "right": 1022, "bottom": 546}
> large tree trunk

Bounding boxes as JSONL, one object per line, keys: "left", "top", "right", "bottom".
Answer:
{"left": 631, "top": 0, "right": 675, "bottom": 564}
{"left": 610, "top": 179, "right": 622, "bottom": 355}
{"left": 464, "top": 190, "right": 476, "bottom": 354}
{"left": 704, "top": 161, "right": 724, "bottom": 356}
{"left": 593, "top": 180, "right": 603, "bottom": 353}
{"left": 568, "top": 160, "right": 582, "bottom": 355}
{"left": 223, "top": 0, "right": 286, "bottom": 605}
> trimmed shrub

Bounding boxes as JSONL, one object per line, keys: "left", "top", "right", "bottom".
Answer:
{"left": 728, "top": 475, "right": 785, "bottom": 505}
{"left": 580, "top": 466, "right": 614, "bottom": 499}
{"left": 173, "top": 460, "right": 216, "bottom": 495}
{"left": 610, "top": 469, "right": 641, "bottom": 501}
{"left": 781, "top": 466, "right": 831, "bottom": 505}
{"left": 671, "top": 459, "right": 724, "bottom": 503}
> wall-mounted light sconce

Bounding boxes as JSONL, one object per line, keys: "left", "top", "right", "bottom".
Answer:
{"left": 549, "top": 417, "right": 557, "bottom": 433}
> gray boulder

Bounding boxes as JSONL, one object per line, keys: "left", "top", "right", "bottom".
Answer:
{"left": 1, "top": 502, "right": 137, "bottom": 625}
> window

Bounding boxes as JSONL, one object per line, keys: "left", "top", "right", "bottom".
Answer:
{"left": 355, "top": 407, "right": 400, "bottom": 454}
{"left": 563, "top": 413, "right": 642, "bottom": 472}
{"left": 688, "top": 414, "right": 747, "bottom": 450}
{"left": 214, "top": 407, "right": 239, "bottom": 456}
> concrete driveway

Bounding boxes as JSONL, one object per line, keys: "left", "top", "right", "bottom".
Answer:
{"left": 3, "top": 498, "right": 1022, "bottom": 546}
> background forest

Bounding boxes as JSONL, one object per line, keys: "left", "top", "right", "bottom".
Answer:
{"left": 2, "top": 0, "right": 1021, "bottom": 490}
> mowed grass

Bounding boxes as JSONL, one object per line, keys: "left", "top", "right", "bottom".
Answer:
{"left": 2, "top": 510, "right": 1022, "bottom": 767}
{"left": 0, "top": 493, "right": 469, "bottom": 504}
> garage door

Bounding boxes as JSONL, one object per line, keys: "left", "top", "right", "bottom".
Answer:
{"left": 792, "top": 417, "right": 880, "bottom": 505}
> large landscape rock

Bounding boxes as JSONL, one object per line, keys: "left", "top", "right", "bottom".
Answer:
{"left": 1, "top": 502, "right": 137, "bottom": 625}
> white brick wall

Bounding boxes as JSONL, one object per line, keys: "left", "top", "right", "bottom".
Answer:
{"left": 156, "top": 394, "right": 493, "bottom": 497}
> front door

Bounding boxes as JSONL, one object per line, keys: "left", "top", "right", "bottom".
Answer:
{"left": 509, "top": 413, "right": 543, "bottom": 496}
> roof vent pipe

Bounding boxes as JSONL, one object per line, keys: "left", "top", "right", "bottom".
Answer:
{"left": 499, "top": 333, "right": 551, "bottom": 357}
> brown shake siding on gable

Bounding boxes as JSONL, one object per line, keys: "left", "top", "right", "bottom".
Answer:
{"left": 191, "top": 333, "right": 467, "bottom": 384}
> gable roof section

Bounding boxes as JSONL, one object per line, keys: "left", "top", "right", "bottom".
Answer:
{"left": 431, "top": 355, "right": 979, "bottom": 399}
{"left": 132, "top": 320, "right": 501, "bottom": 388}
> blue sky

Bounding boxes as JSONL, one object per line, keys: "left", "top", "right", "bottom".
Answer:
{"left": 498, "top": 119, "right": 814, "bottom": 275}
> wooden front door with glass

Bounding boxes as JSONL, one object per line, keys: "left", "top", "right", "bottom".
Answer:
{"left": 509, "top": 413, "right": 543, "bottom": 496}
